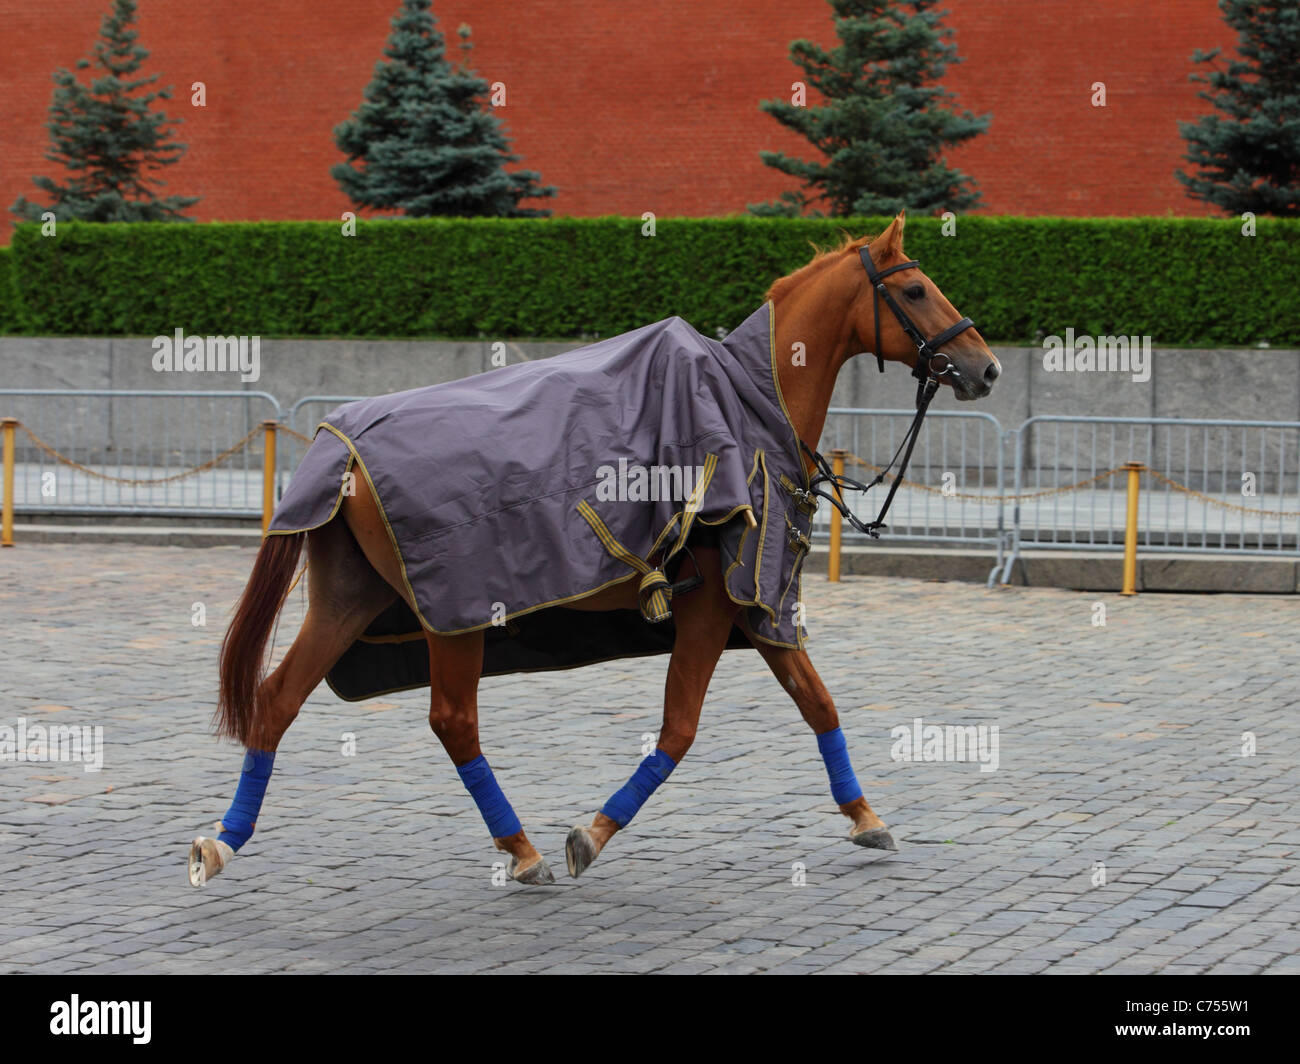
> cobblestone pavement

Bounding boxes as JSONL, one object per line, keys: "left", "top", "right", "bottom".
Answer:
{"left": 2, "top": 543, "right": 1298, "bottom": 974}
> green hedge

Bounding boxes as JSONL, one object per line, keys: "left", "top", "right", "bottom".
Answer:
{"left": 4, "top": 216, "right": 1298, "bottom": 344}
{"left": 0, "top": 245, "right": 26, "bottom": 335}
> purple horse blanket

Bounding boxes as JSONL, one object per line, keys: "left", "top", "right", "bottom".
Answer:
{"left": 268, "top": 302, "right": 816, "bottom": 700}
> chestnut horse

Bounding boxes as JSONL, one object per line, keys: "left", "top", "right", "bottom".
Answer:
{"left": 188, "top": 211, "right": 1000, "bottom": 887}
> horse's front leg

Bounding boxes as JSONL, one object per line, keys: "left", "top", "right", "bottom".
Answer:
{"left": 566, "top": 546, "right": 738, "bottom": 878}
{"left": 742, "top": 629, "right": 897, "bottom": 852}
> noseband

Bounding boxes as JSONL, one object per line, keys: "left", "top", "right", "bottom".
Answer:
{"left": 798, "top": 246, "right": 977, "bottom": 538}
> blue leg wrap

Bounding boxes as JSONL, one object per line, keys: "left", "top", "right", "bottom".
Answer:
{"left": 817, "top": 727, "right": 863, "bottom": 806}
{"left": 601, "top": 749, "right": 677, "bottom": 828}
{"left": 218, "top": 749, "right": 276, "bottom": 851}
{"left": 456, "top": 754, "right": 523, "bottom": 838}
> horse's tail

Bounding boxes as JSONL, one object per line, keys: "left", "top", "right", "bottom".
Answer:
{"left": 216, "top": 531, "right": 305, "bottom": 745}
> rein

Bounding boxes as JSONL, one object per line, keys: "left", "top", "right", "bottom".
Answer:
{"left": 798, "top": 246, "right": 976, "bottom": 539}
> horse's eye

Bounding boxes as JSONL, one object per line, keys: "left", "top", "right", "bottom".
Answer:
{"left": 905, "top": 285, "right": 925, "bottom": 301}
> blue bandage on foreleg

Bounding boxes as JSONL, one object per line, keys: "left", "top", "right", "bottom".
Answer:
{"left": 600, "top": 749, "right": 677, "bottom": 828}
{"left": 218, "top": 748, "right": 276, "bottom": 851}
{"left": 817, "top": 727, "right": 863, "bottom": 805}
{"left": 456, "top": 754, "right": 523, "bottom": 838}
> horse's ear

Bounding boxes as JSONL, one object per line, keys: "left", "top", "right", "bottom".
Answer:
{"left": 889, "top": 210, "right": 906, "bottom": 253}
{"left": 869, "top": 210, "right": 907, "bottom": 259}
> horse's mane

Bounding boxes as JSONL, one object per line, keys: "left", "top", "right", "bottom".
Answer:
{"left": 765, "top": 231, "right": 875, "bottom": 302}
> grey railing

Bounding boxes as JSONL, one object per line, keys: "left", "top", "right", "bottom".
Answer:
{"left": 820, "top": 407, "right": 1012, "bottom": 584}
{"left": 998, "top": 415, "right": 1300, "bottom": 581}
{"left": 281, "top": 395, "right": 364, "bottom": 496}
{"left": 0, "top": 389, "right": 281, "bottom": 518}
{"left": 4, "top": 391, "right": 1299, "bottom": 581}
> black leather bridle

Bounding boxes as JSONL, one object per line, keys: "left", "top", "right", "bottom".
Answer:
{"left": 798, "top": 245, "right": 977, "bottom": 539}
{"left": 860, "top": 245, "right": 974, "bottom": 383}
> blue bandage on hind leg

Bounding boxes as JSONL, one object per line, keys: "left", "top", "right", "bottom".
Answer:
{"left": 456, "top": 754, "right": 523, "bottom": 838}
{"left": 817, "top": 727, "right": 863, "bottom": 806}
{"left": 601, "top": 749, "right": 677, "bottom": 828}
{"left": 217, "top": 749, "right": 276, "bottom": 851}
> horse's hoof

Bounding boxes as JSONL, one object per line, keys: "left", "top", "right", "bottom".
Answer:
{"left": 566, "top": 826, "right": 600, "bottom": 879}
{"left": 508, "top": 854, "right": 556, "bottom": 886}
{"left": 850, "top": 827, "right": 898, "bottom": 852}
{"left": 188, "top": 834, "right": 234, "bottom": 886}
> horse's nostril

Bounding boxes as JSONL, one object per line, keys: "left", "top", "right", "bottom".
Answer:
{"left": 984, "top": 362, "right": 1001, "bottom": 384}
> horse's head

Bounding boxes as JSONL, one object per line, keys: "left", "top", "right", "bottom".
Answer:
{"left": 851, "top": 211, "right": 1000, "bottom": 401}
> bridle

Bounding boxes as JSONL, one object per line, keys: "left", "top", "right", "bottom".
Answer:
{"left": 798, "top": 245, "right": 977, "bottom": 539}
{"left": 860, "top": 245, "right": 974, "bottom": 385}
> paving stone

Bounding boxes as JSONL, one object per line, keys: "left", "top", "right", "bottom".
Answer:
{"left": 2, "top": 546, "right": 1297, "bottom": 973}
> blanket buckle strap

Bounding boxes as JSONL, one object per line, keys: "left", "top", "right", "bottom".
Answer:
{"left": 637, "top": 569, "right": 674, "bottom": 623}
{"left": 578, "top": 499, "right": 704, "bottom": 624}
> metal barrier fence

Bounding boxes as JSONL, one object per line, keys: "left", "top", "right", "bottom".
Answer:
{"left": 998, "top": 415, "right": 1300, "bottom": 582}
{"left": 282, "top": 396, "right": 363, "bottom": 490}
{"left": 820, "top": 406, "right": 1012, "bottom": 582}
{"left": 4, "top": 391, "right": 1299, "bottom": 583}
{"left": 0, "top": 389, "right": 281, "bottom": 518}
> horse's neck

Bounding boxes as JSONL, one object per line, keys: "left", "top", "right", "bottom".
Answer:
{"left": 771, "top": 288, "right": 857, "bottom": 475}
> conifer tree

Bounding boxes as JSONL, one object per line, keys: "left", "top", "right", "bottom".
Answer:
{"left": 332, "top": 0, "right": 554, "bottom": 217}
{"left": 11, "top": 0, "right": 197, "bottom": 223}
{"left": 751, "top": 0, "right": 987, "bottom": 217}
{"left": 1177, "top": 0, "right": 1300, "bottom": 216}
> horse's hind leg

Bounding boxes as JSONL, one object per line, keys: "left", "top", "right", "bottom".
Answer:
{"left": 189, "top": 518, "right": 397, "bottom": 885}
{"left": 252, "top": 518, "right": 398, "bottom": 749}
{"left": 425, "top": 629, "right": 554, "bottom": 886}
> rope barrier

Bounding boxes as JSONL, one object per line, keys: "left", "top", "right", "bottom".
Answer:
{"left": 1145, "top": 468, "right": 1300, "bottom": 520}
{"left": 844, "top": 452, "right": 1124, "bottom": 502}
{"left": 5, "top": 414, "right": 1299, "bottom": 572}
{"left": 10, "top": 421, "right": 1299, "bottom": 518}
{"left": 16, "top": 422, "right": 264, "bottom": 486}
{"left": 280, "top": 426, "right": 316, "bottom": 445}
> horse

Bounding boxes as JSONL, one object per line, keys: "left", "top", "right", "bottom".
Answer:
{"left": 188, "top": 210, "right": 1000, "bottom": 888}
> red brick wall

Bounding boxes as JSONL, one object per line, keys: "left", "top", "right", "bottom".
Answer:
{"left": 0, "top": 1, "right": 1236, "bottom": 241}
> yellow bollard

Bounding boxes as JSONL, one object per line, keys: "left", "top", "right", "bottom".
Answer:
{"left": 1, "top": 417, "right": 16, "bottom": 547}
{"left": 828, "top": 448, "right": 846, "bottom": 582}
{"left": 1120, "top": 461, "right": 1145, "bottom": 596}
{"left": 261, "top": 420, "right": 278, "bottom": 534}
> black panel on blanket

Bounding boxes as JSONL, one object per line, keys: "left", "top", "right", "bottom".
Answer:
{"left": 325, "top": 597, "right": 751, "bottom": 702}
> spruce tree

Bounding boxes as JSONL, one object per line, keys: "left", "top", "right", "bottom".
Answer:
{"left": 332, "top": 0, "right": 554, "bottom": 217}
{"left": 1177, "top": 0, "right": 1300, "bottom": 216}
{"left": 11, "top": 0, "right": 197, "bottom": 223}
{"left": 750, "top": 0, "right": 987, "bottom": 217}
